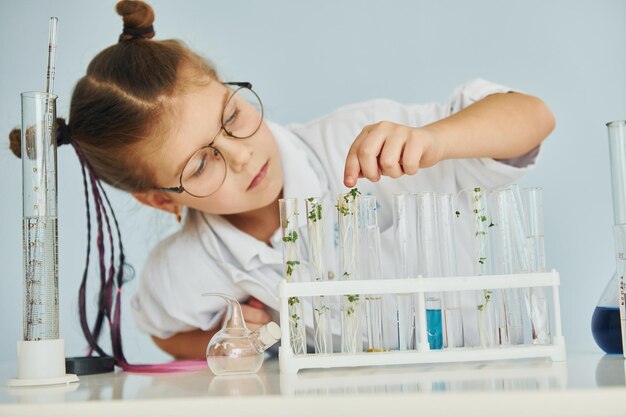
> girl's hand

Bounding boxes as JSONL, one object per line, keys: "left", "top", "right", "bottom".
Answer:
{"left": 343, "top": 121, "right": 444, "bottom": 187}
{"left": 241, "top": 297, "right": 271, "bottom": 331}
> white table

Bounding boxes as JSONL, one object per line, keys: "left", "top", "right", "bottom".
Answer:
{"left": 1, "top": 350, "right": 624, "bottom": 417}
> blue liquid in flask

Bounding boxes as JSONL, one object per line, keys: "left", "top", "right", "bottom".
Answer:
{"left": 591, "top": 306, "right": 623, "bottom": 354}
{"left": 426, "top": 309, "right": 443, "bottom": 350}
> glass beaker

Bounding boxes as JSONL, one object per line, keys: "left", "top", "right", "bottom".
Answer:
{"left": 593, "top": 121, "right": 626, "bottom": 354}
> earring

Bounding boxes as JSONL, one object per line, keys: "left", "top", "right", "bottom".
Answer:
{"left": 175, "top": 207, "right": 182, "bottom": 223}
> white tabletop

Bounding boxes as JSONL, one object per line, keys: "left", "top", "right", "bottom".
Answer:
{"left": 1, "top": 350, "right": 625, "bottom": 417}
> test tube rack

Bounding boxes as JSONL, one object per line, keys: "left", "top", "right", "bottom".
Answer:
{"left": 278, "top": 270, "right": 566, "bottom": 375}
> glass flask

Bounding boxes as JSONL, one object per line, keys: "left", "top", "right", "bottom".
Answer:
{"left": 593, "top": 121, "right": 626, "bottom": 354}
{"left": 204, "top": 293, "right": 281, "bottom": 375}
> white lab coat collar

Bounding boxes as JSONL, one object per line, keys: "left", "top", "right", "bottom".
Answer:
{"left": 195, "top": 120, "right": 329, "bottom": 272}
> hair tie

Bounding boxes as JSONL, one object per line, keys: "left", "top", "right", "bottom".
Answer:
{"left": 56, "top": 118, "right": 72, "bottom": 147}
{"left": 118, "top": 25, "right": 154, "bottom": 43}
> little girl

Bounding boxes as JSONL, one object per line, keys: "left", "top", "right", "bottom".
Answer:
{"left": 9, "top": 0, "right": 554, "bottom": 360}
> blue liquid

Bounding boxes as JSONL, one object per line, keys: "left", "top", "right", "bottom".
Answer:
{"left": 426, "top": 309, "right": 443, "bottom": 350}
{"left": 591, "top": 306, "right": 623, "bottom": 354}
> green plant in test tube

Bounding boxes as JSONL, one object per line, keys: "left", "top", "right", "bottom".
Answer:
{"left": 337, "top": 189, "right": 362, "bottom": 353}
{"left": 306, "top": 197, "right": 333, "bottom": 354}
{"left": 279, "top": 198, "right": 306, "bottom": 355}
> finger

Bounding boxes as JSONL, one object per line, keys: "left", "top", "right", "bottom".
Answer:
{"left": 357, "top": 128, "right": 389, "bottom": 182}
{"left": 378, "top": 133, "right": 405, "bottom": 178}
{"left": 246, "top": 297, "right": 265, "bottom": 310}
{"left": 344, "top": 126, "right": 372, "bottom": 187}
{"left": 401, "top": 135, "right": 423, "bottom": 176}
{"left": 241, "top": 304, "right": 272, "bottom": 325}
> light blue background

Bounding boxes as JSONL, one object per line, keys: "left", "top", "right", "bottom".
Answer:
{"left": 1, "top": 0, "right": 624, "bottom": 363}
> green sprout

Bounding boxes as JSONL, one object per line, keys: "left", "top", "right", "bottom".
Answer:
{"left": 478, "top": 257, "right": 487, "bottom": 265}
{"left": 347, "top": 294, "right": 359, "bottom": 303}
{"left": 282, "top": 230, "right": 298, "bottom": 243}
{"left": 307, "top": 199, "right": 323, "bottom": 222}
{"left": 286, "top": 260, "right": 300, "bottom": 277}
{"left": 288, "top": 296, "right": 300, "bottom": 306}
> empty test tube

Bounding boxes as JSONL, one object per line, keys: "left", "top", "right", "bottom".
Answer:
{"left": 305, "top": 197, "right": 333, "bottom": 354}
{"left": 360, "top": 195, "right": 387, "bottom": 352}
{"left": 393, "top": 193, "right": 417, "bottom": 350}
{"left": 416, "top": 192, "right": 443, "bottom": 350}
{"left": 436, "top": 193, "right": 464, "bottom": 348}
{"left": 338, "top": 190, "right": 362, "bottom": 353}
{"left": 522, "top": 187, "right": 551, "bottom": 344}
{"left": 279, "top": 198, "right": 307, "bottom": 355}
{"left": 489, "top": 186, "right": 528, "bottom": 345}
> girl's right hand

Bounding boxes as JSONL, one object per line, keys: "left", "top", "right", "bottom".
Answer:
{"left": 241, "top": 297, "right": 272, "bottom": 331}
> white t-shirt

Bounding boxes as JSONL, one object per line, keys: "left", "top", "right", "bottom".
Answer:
{"left": 130, "top": 78, "right": 541, "bottom": 347}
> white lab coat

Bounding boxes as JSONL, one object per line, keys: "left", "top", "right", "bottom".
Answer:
{"left": 131, "top": 79, "right": 540, "bottom": 348}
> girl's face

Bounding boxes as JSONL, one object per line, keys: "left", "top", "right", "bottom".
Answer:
{"left": 148, "top": 79, "right": 283, "bottom": 215}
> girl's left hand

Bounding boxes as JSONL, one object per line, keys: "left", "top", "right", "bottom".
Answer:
{"left": 343, "top": 121, "right": 444, "bottom": 187}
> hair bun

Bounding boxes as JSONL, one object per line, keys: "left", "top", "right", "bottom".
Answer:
{"left": 116, "top": 0, "right": 155, "bottom": 42}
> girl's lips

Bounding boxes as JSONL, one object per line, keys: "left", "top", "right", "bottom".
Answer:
{"left": 247, "top": 161, "right": 269, "bottom": 191}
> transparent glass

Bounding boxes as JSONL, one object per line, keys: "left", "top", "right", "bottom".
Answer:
{"left": 393, "top": 193, "right": 416, "bottom": 350}
{"left": 279, "top": 198, "right": 306, "bottom": 355}
{"left": 436, "top": 193, "right": 464, "bottom": 348}
{"left": 593, "top": 121, "right": 626, "bottom": 353}
{"left": 489, "top": 185, "right": 528, "bottom": 346}
{"left": 522, "top": 187, "right": 551, "bottom": 344}
{"left": 469, "top": 187, "right": 498, "bottom": 348}
{"left": 416, "top": 192, "right": 443, "bottom": 350}
{"left": 613, "top": 224, "right": 626, "bottom": 357}
{"left": 337, "top": 191, "right": 362, "bottom": 353}
{"left": 204, "top": 294, "right": 280, "bottom": 375}
{"left": 21, "top": 91, "right": 59, "bottom": 341}
{"left": 305, "top": 197, "right": 333, "bottom": 354}
{"left": 360, "top": 195, "right": 387, "bottom": 352}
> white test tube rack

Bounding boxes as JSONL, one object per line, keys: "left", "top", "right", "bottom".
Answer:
{"left": 278, "top": 270, "right": 566, "bottom": 375}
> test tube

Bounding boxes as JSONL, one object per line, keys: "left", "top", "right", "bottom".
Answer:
{"left": 489, "top": 186, "right": 528, "bottom": 345}
{"left": 522, "top": 187, "right": 551, "bottom": 344}
{"left": 360, "top": 195, "right": 387, "bottom": 352}
{"left": 416, "top": 192, "right": 443, "bottom": 350}
{"left": 279, "top": 198, "right": 307, "bottom": 355}
{"left": 471, "top": 187, "right": 499, "bottom": 348}
{"left": 393, "top": 193, "right": 416, "bottom": 350}
{"left": 338, "top": 190, "right": 362, "bottom": 353}
{"left": 305, "top": 197, "right": 333, "bottom": 354}
{"left": 436, "top": 193, "right": 464, "bottom": 348}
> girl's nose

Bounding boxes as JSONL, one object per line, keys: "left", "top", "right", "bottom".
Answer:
{"left": 214, "top": 133, "right": 253, "bottom": 173}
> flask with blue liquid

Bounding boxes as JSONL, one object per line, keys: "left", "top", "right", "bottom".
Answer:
{"left": 592, "top": 121, "right": 626, "bottom": 354}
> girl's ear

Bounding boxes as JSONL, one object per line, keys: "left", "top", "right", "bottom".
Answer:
{"left": 132, "top": 189, "right": 181, "bottom": 215}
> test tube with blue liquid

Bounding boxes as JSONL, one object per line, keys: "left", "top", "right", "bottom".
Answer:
{"left": 416, "top": 192, "right": 443, "bottom": 350}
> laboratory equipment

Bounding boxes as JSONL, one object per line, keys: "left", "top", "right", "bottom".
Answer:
{"left": 613, "top": 224, "right": 626, "bottom": 357}
{"left": 359, "top": 195, "right": 387, "bottom": 352}
{"left": 279, "top": 198, "right": 307, "bottom": 355}
{"left": 204, "top": 294, "right": 280, "bottom": 376}
{"left": 305, "top": 197, "right": 333, "bottom": 354}
{"left": 436, "top": 193, "right": 464, "bottom": 348}
{"left": 416, "top": 192, "right": 443, "bottom": 349}
{"left": 592, "top": 121, "right": 626, "bottom": 354}
{"left": 466, "top": 187, "right": 499, "bottom": 348}
{"left": 337, "top": 189, "right": 363, "bottom": 353}
{"left": 393, "top": 193, "right": 416, "bottom": 350}
{"left": 8, "top": 17, "right": 79, "bottom": 387}
{"left": 522, "top": 187, "right": 551, "bottom": 344}
{"left": 489, "top": 185, "right": 528, "bottom": 345}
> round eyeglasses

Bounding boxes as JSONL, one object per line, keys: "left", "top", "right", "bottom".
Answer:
{"left": 157, "top": 82, "right": 264, "bottom": 198}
